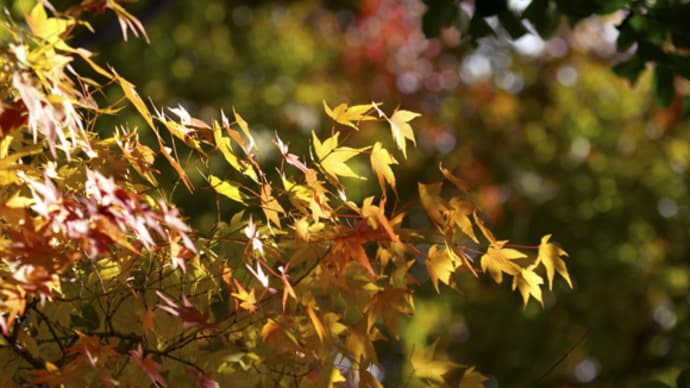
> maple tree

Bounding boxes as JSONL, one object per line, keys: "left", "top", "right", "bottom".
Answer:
{"left": 0, "top": 2, "right": 573, "bottom": 386}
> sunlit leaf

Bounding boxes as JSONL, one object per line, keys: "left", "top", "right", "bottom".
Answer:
{"left": 512, "top": 268, "right": 544, "bottom": 307}
{"left": 410, "top": 338, "right": 459, "bottom": 384}
{"left": 480, "top": 241, "right": 524, "bottom": 284}
{"left": 370, "top": 142, "right": 398, "bottom": 194}
{"left": 426, "top": 245, "right": 456, "bottom": 293}
{"left": 312, "top": 131, "right": 368, "bottom": 183}
{"left": 323, "top": 101, "right": 376, "bottom": 130}
{"left": 536, "top": 234, "right": 572, "bottom": 290}
{"left": 459, "top": 367, "right": 489, "bottom": 388}
{"left": 209, "top": 175, "right": 248, "bottom": 205}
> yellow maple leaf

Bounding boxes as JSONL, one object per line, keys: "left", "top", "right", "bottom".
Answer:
{"left": 426, "top": 245, "right": 456, "bottom": 293}
{"left": 448, "top": 197, "right": 478, "bottom": 243}
{"left": 26, "top": 3, "right": 72, "bottom": 48}
{"left": 209, "top": 175, "right": 248, "bottom": 205}
{"left": 373, "top": 104, "right": 420, "bottom": 159}
{"left": 370, "top": 142, "right": 398, "bottom": 194}
{"left": 537, "top": 234, "right": 572, "bottom": 290}
{"left": 323, "top": 101, "right": 376, "bottom": 130}
{"left": 480, "top": 241, "right": 525, "bottom": 284}
{"left": 260, "top": 184, "right": 285, "bottom": 228}
{"left": 312, "top": 132, "right": 367, "bottom": 183}
{"left": 231, "top": 279, "right": 257, "bottom": 313}
{"left": 512, "top": 268, "right": 545, "bottom": 307}
{"left": 459, "top": 367, "right": 488, "bottom": 388}
{"left": 418, "top": 182, "right": 448, "bottom": 225}
{"left": 473, "top": 210, "right": 497, "bottom": 244}
{"left": 410, "top": 338, "right": 459, "bottom": 384}
{"left": 213, "top": 123, "right": 258, "bottom": 182}
{"left": 307, "top": 303, "right": 327, "bottom": 343}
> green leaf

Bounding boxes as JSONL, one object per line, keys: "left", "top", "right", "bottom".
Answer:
{"left": 422, "top": 0, "right": 458, "bottom": 38}
{"left": 653, "top": 65, "right": 675, "bottom": 107}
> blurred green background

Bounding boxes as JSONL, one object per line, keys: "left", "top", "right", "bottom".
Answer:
{"left": 8, "top": 0, "right": 690, "bottom": 386}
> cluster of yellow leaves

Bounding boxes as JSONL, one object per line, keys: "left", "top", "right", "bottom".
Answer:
{"left": 418, "top": 171, "right": 572, "bottom": 307}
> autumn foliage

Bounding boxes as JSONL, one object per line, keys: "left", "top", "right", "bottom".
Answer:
{"left": 0, "top": 2, "right": 571, "bottom": 386}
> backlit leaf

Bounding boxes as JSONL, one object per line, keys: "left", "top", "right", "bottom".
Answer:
{"left": 323, "top": 101, "right": 376, "bottom": 130}
{"left": 426, "top": 245, "right": 456, "bottom": 293}
{"left": 373, "top": 104, "right": 420, "bottom": 159}
{"left": 370, "top": 142, "right": 398, "bottom": 194}
{"left": 307, "top": 303, "right": 327, "bottom": 343}
{"left": 480, "top": 242, "right": 525, "bottom": 284}
{"left": 312, "top": 131, "right": 367, "bottom": 183}
{"left": 209, "top": 175, "right": 248, "bottom": 205}
{"left": 512, "top": 268, "right": 545, "bottom": 307}
{"left": 536, "top": 234, "right": 572, "bottom": 290}
{"left": 459, "top": 367, "right": 488, "bottom": 388}
{"left": 410, "top": 338, "right": 459, "bottom": 384}
{"left": 130, "top": 344, "right": 167, "bottom": 388}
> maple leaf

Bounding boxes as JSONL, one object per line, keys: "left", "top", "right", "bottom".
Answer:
{"left": 312, "top": 132, "right": 368, "bottom": 183}
{"left": 473, "top": 211, "right": 497, "bottom": 244}
{"left": 26, "top": 3, "right": 73, "bottom": 47}
{"left": 323, "top": 101, "right": 376, "bottom": 130}
{"left": 536, "top": 234, "right": 572, "bottom": 290}
{"left": 130, "top": 344, "right": 167, "bottom": 388}
{"left": 331, "top": 235, "right": 376, "bottom": 276}
{"left": 370, "top": 142, "right": 398, "bottom": 194}
{"left": 373, "top": 104, "right": 420, "bottom": 159}
{"left": 209, "top": 175, "right": 248, "bottom": 205}
{"left": 307, "top": 303, "right": 327, "bottom": 343}
{"left": 365, "top": 287, "right": 414, "bottom": 338}
{"left": 0, "top": 285, "right": 26, "bottom": 335}
{"left": 29, "top": 361, "right": 84, "bottom": 387}
{"left": 512, "top": 268, "right": 545, "bottom": 307}
{"left": 418, "top": 182, "right": 448, "bottom": 225}
{"left": 480, "top": 241, "right": 525, "bottom": 284}
{"left": 232, "top": 279, "right": 258, "bottom": 313}
{"left": 410, "top": 338, "right": 459, "bottom": 384}
{"left": 67, "top": 331, "right": 117, "bottom": 368}
{"left": 107, "top": 0, "right": 150, "bottom": 42}
{"left": 294, "top": 216, "right": 311, "bottom": 242}
{"left": 188, "top": 367, "right": 221, "bottom": 388}
{"left": 232, "top": 107, "right": 255, "bottom": 150}
{"left": 213, "top": 123, "right": 258, "bottom": 182}
{"left": 361, "top": 196, "right": 399, "bottom": 242}
{"left": 279, "top": 264, "right": 296, "bottom": 311}
{"left": 447, "top": 197, "right": 479, "bottom": 243}
{"left": 275, "top": 134, "right": 308, "bottom": 172}
{"left": 459, "top": 367, "right": 488, "bottom": 388}
{"left": 426, "top": 245, "right": 457, "bottom": 293}
{"left": 155, "top": 291, "right": 211, "bottom": 330}
{"left": 345, "top": 319, "right": 379, "bottom": 364}
{"left": 260, "top": 184, "right": 285, "bottom": 228}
